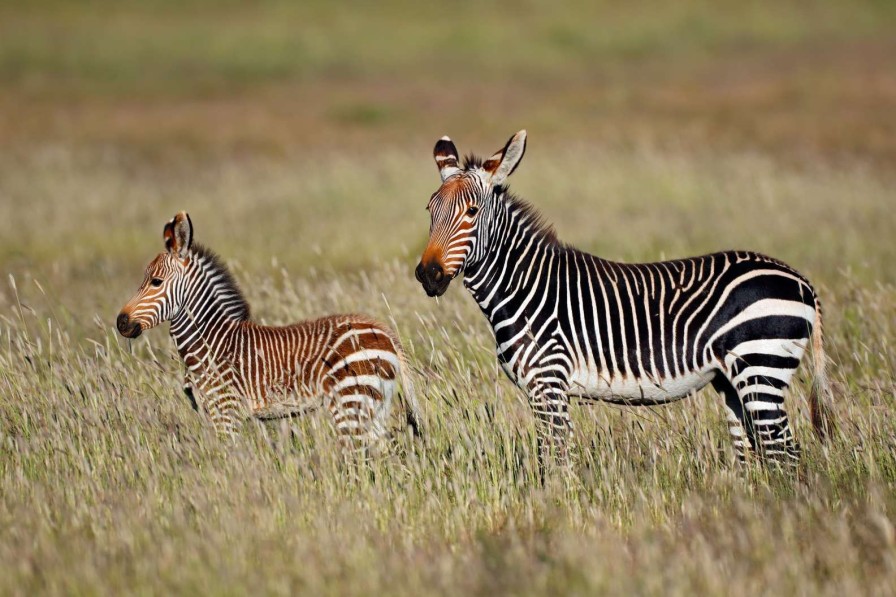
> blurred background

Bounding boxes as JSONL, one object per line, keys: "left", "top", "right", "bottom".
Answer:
{"left": 0, "top": 0, "right": 894, "bottom": 338}
{"left": 2, "top": 1, "right": 895, "bottom": 158}
{"left": 0, "top": 0, "right": 895, "bottom": 402}
{"left": 1, "top": 0, "right": 894, "bottom": 339}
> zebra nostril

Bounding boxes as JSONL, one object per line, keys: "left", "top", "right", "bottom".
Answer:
{"left": 116, "top": 313, "right": 130, "bottom": 333}
{"left": 429, "top": 263, "right": 444, "bottom": 282}
{"left": 415, "top": 262, "right": 425, "bottom": 283}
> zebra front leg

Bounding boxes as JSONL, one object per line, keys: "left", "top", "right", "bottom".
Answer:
{"left": 182, "top": 382, "right": 199, "bottom": 412}
{"left": 200, "top": 387, "right": 247, "bottom": 438}
{"left": 527, "top": 376, "right": 573, "bottom": 474}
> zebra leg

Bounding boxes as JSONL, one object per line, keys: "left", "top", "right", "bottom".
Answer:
{"left": 527, "top": 376, "right": 573, "bottom": 473}
{"left": 202, "top": 387, "right": 246, "bottom": 438}
{"left": 729, "top": 367, "right": 801, "bottom": 467}
{"left": 182, "top": 369, "right": 199, "bottom": 412}
{"left": 182, "top": 382, "right": 199, "bottom": 412}
{"left": 745, "top": 402, "right": 800, "bottom": 467}
{"left": 711, "top": 375, "right": 752, "bottom": 463}
{"left": 328, "top": 388, "right": 381, "bottom": 455}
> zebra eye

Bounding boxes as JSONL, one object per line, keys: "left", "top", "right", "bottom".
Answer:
{"left": 151, "top": 278, "right": 163, "bottom": 287}
{"left": 466, "top": 206, "right": 479, "bottom": 216}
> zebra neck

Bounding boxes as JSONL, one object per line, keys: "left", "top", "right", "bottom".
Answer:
{"left": 169, "top": 256, "right": 247, "bottom": 365}
{"left": 463, "top": 212, "right": 558, "bottom": 312}
{"left": 170, "top": 304, "right": 238, "bottom": 358}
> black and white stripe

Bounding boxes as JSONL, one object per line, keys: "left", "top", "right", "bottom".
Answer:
{"left": 417, "top": 131, "right": 834, "bottom": 467}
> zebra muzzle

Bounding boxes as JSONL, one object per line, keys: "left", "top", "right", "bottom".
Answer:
{"left": 116, "top": 312, "right": 142, "bottom": 338}
{"left": 415, "top": 261, "right": 450, "bottom": 297}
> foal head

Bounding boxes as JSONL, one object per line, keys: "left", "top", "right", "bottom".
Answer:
{"left": 117, "top": 212, "right": 194, "bottom": 338}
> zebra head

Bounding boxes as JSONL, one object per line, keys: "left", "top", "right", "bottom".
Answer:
{"left": 117, "top": 212, "right": 194, "bottom": 338}
{"left": 416, "top": 130, "right": 527, "bottom": 297}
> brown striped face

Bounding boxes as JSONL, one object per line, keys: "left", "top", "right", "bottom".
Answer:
{"left": 117, "top": 212, "right": 193, "bottom": 338}
{"left": 416, "top": 167, "right": 486, "bottom": 296}
{"left": 416, "top": 131, "right": 527, "bottom": 297}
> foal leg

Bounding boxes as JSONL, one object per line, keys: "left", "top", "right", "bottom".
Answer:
{"left": 183, "top": 382, "right": 199, "bottom": 412}
{"left": 203, "top": 388, "right": 246, "bottom": 438}
{"left": 329, "top": 386, "right": 380, "bottom": 455}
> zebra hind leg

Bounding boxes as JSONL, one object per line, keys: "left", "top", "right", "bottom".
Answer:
{"left": 724, "top": 365, "right": 801, "bottom": 468}
{"left": 329, "top": 389, "right": 384, "bottom": 458}
{"left": 746, "top": 403, "right": 800, "bottom": 467}
{"left": 711, "top": 375, "right": 752, "bottom": 464}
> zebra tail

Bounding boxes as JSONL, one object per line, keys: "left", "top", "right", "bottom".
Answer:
{"left": 809, "top": 299, "right": 836, "bottom": 440}
{"left": 390, "top": 334, "right": 423, "bottom": 438}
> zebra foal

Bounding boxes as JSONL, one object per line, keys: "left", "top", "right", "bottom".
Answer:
{"left": 415, "top": 130, "right": 834, "bottom": 469}
{"left": 118, "top": 212, "right": 421, "bottom": 448}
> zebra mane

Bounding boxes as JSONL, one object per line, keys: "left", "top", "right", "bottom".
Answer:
{"left": 502, "top": 190, "right": 560, "bottom": 247}
{"left": 191, "top": 244, "right": 251, "bottom": 322}
{"left": 462, "top": 154, "right": 484, "bottom": 170}
{"left": 462, "top": 153, "right": 559, "bottom": 246}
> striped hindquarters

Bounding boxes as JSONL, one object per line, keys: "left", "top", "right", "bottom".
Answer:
{"left": 319, "top": 317, "right": 404, "bottom": 446}
{"left": 701, "top": 253, "right": 817, "bottom": 372}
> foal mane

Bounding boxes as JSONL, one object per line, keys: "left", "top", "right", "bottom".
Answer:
{"left": 191, "top": 243, "right": 251, "bottom": 322}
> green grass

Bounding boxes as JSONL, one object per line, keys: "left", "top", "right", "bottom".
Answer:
{"left": 1, "top": 146, "right": 894, "bottom": 594}
{"left": 2, "top": 0, "right": 892, "bottom": 94}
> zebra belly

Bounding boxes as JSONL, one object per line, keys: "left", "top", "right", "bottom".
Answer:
{"left": 567, "top": 365, "right": 716, "bottom": 405}
{"left": 248, "top": 377, "right": 323, "bottom": 417}
{"left": 253, "top": 399, "right": 321, "bottom": 419}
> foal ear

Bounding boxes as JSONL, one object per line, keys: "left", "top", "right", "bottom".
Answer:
{"left": 434, "top": 135, "right": 461, "bottom": 182}
{"left": 483, "top": 130, "right": 527, "bottom": 186}
{"left": 163, "top": 211, "right": 193, "bottom": 259}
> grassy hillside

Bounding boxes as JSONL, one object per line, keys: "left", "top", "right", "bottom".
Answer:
{"left": 0, "top": 1, "right": 895, "bottom": 594}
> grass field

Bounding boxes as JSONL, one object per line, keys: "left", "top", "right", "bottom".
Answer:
{"left": 1, "top": 1, "right": 895, "bottom": 594}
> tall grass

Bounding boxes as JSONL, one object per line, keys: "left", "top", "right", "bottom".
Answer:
{"left": 1, "top": 147, "right": 894, "bottom": 593}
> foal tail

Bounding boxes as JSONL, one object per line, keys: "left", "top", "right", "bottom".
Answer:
{"left": 387, "top": 330, "right": 423, "bottom": 438}
{"left": 808, "top": 298, "right": 836, "bottom": 440}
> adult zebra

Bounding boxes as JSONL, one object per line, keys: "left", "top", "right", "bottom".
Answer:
{"left": 415, "top": 130, "right": 834, "bottom": 468}
{"left": 118, "top": 212, "right": 421, "bottom": 448}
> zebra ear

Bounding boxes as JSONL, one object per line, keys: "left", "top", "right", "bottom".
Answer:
{"left": 434, "top": 135, "right": 460, "bottom": 182}
{"left": 164, "top": 211, "right": 193, "bottom": 259}
{"left": 483, "top": 130, "right": 527, "bottom": 186}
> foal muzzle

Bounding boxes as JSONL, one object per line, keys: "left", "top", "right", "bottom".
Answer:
{"left": 116, "top": 312, "right": 143, "bottom": 338}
